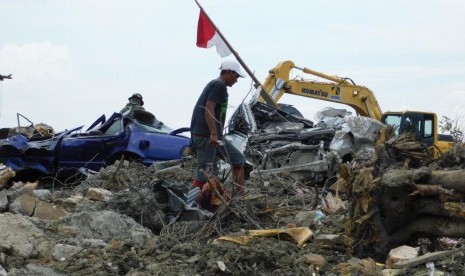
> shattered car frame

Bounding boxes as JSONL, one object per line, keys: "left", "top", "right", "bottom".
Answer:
{"left": 224, "top": 101, "right": 338, "bottom": 183}
{"left": 0, "top": 111, "right": 191, "bottom": 179}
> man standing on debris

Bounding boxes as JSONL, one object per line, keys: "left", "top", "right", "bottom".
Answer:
{"left": 189, "top": 60, "right": 247, "bottom": 197}
{"left": 120, "top": 93, "right": 145, "bottom": 115}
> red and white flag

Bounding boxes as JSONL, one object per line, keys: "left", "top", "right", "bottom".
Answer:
{"left": 196, "top": 10, "right": 231, "bottom": 57}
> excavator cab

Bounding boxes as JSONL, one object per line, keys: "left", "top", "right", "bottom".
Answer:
{"left": 381, "top": 111, "right": 453, "bottom": 156}
{"left": 382, "top": 111, "right": 434, "bottom": 146}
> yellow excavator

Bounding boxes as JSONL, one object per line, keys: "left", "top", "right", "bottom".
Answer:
{"left": 257, "top": 60, "right": 454, "bottom": 156}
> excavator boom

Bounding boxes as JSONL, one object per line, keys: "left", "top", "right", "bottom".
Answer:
{"left": 259, "top": 60, "right": 383, "bottom": 120}
{"left": 257, "top": 60, "right": 454, "bottom": 157}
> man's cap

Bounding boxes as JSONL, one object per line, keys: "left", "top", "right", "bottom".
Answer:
{"left": 129, "top": 93, "right": 144, "bottom": 106}
{"left": 219, "top": 60, "right": 246, "bottom": 78}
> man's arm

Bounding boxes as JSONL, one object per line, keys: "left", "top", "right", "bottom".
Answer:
{"left": 205, "top": 100, "right": 219, "bottom": 146}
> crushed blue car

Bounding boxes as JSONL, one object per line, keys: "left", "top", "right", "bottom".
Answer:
{"left": 0, "top": 110, "right": 192, "bottom": 180}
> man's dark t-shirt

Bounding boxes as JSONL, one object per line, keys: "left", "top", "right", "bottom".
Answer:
{"left": 190, "top": 79, "right": 228, "bottom": 139}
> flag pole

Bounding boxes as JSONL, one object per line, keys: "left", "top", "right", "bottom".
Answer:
{"left": 194, "top": 0, "right": 279, "bottom": 109}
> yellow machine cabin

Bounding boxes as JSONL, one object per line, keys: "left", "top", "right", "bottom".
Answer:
{"left": 257, "top": 60, "right": 454, "bottom": 156}
{"left": 381, "top": 111, "right": 454, "bottom": 156}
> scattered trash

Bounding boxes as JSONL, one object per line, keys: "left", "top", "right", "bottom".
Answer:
{"left": 426, "top": 261, "right": 435, "bottom": 276}
{"left": 217, "top": 260, "right": 227, "bottom": 272}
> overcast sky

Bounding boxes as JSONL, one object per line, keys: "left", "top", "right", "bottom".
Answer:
{"left": 1, "top": 0, "right": 465, "bottom": 132}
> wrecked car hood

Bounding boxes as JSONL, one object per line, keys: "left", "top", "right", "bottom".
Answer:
{"left": 225, "top": 102, "right": 338, "bottom": 183}
{"left": 225, "top": 102, "right": 386, "bottom": 184}
{"left": 0, "top": 127, "right": 83, "bottom": 175}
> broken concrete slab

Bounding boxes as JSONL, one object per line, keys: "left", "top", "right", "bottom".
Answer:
{"left": 52, "top": 244, "right": 83, "bottom": 261}
{"left": 35, "top": 199, "right": 67, "bottom": 220}
{"left": 0, "top": 189, "right": 7, "bottom": 212}
{"left": 58, "top": 194, "right": 85, "bottom": 212}
{"left": 82, "top": 238, "right": 108, "bottom": 248}
{"left": 6, "top": 181, "right": 40, "bottom": 204}
{"left": 86, "top": 187, "right": 112, "bottom": 202}
{"left": 61, "top": 211, "right": 158, "bottom": 249}
{"left": 33, "top": 189, "right": 52, "bottom": 201}
{"left": 10, "top": 194, "right": 35, "bottom": 216}
{"left": 6, "top": 264, "right": 65, "bottom": 276}
{"left": 10, "top": 194, "right": 66, "bottom": 220}
{"left": 0, "top": 212, "right": 54, "bottom": 259}
{"left": 23, "top": 181, "right": 38, "bottom": 191}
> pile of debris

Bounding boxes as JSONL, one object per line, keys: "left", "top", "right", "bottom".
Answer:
{"left": 0, "top": 123, "right": 55, "bottom": 140}
{"left": 0, "top": 158, "right": 344, "bottom": 275}
{"left": 340, "top": 130, "right": 465, "bottom": 268}
{"left": 1, "top": 114, "right": 465, "bottom": 275}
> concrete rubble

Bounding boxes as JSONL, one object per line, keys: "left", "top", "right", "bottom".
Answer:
{"left": 0, "top": 108, "right": 465, "bottom": 275}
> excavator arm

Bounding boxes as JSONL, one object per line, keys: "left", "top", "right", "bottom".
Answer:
{"left": 258, "top": 60, "right": 383, "bottom": 121}
{"left": 257, "top": 60, "right": 453, "bottom": 157}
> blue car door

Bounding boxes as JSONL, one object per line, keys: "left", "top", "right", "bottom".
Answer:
{"left": 57, "top": 120, "right": 125, "bottom": 172}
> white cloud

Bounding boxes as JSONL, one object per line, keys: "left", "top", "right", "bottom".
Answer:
{"left": 0, "top": 1, "right": 464, "bottom": 132}
{"left": 0, "top": 42, "right": 79, "bottom": 129}
{"left": 0, "top": 42, "right": 74, "bottom": 82}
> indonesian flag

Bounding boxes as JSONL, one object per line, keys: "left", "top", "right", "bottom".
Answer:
{"left": 196, "top": 10, "right": 232, "bottom": 57}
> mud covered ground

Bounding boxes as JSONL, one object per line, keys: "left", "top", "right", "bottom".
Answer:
{"left": 55, "top": 159, "right": 351, "bottom": 275}
{"left": 2, "top": 152, "right": 465, "bottom": 275}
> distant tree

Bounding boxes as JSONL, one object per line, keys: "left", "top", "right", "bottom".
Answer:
{"left": 439, "top": 111, "right": 465, "bottom": 142}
